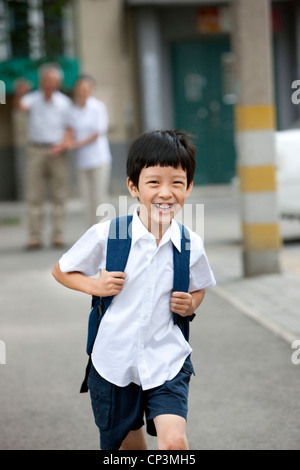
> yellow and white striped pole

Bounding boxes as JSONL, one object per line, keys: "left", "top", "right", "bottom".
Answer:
{"left": 232, "top": 0, "right": 281, "bottom": 276}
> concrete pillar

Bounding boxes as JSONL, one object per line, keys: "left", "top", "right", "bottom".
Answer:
{"left": 135, "top": 7, "right": 164, "bottom": 131}
{"left": 232, "top": 0, "right": 281, "bottom": 277}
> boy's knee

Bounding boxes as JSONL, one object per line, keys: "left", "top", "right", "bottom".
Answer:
{"left": 119, "top": 428, "right": 148, "bottom": 450}
{"left": 159, "top": 430, "right": 188, "bottom": 450}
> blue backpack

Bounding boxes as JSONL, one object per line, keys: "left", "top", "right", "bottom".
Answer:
{"left": 80, "top": 215, "right": 194, "bottom": 393}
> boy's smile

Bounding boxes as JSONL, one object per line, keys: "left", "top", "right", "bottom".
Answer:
{"left": 127, "top": 165, "right": 193, "bottom": 240}
{"left": 153, "top": 202, "right": 175, "bottom": 214}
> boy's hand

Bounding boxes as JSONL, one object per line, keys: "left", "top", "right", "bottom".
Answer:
{"left": 93, "top": 269, "right": 126, "bottom": 297}
{"left": 170, "top": 291, "right": 193, "bottom": 317}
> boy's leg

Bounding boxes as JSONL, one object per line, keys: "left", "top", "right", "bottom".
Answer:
{"left": 146, "top": 356, "right": 194, "bottom": 450}
{"left": 88, "top": 363, "right": 145, "bottom": 450}
{"left": 119, "top": 426, "right": 148, "bottom": 450}
{"left": 154, "top": 414, "right": 189, "bottom": 450}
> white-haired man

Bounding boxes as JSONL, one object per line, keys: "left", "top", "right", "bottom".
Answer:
{"left": 14, "top": 64, "right": 72, "bottom": 249}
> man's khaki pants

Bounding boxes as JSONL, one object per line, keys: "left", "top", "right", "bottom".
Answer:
{"left": 26, "top": 143, "right": 69, "bottom": 244}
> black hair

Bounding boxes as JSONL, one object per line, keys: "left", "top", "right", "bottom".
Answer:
{"left": 127, "top": 130, "right": 197, "bottom": 188}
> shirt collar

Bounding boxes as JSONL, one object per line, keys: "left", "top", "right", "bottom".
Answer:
{"left": 131, "top": 208, "right": 181, "bottom": 252}
{"left": 41, "top": 90, "right": 57, "bottom": 103}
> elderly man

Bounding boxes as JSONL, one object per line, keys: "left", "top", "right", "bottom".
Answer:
{"left": 14, "top": 64, "right": 72, "bottom": 249}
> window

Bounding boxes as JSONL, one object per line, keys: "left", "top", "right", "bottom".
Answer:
{"left": 0, "top": 0, "right": 75, "bottom": 61}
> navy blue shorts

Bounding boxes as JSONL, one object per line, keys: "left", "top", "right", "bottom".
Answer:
{"left": 87, "top": 356, "right": 195, "bottom": 450}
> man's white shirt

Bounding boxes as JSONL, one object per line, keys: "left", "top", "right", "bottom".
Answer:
{"left": 21, "top": 90, "right": 72, "bottom": 144}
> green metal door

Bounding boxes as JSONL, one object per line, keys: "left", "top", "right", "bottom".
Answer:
{"left": 171, "top": 38, "right": 236, "bottom": 184}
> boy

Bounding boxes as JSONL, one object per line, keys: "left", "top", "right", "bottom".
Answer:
{"left": 52, "top": 130, "right": 216, "bottom": 450}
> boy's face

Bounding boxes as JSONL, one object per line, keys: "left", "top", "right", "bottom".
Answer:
{"left": 127, "top": 165, "right": 193, "bottom": 234}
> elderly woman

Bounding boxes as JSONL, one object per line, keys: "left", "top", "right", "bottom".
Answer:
{"left": 56, "top": 75, "right": 112, "bottom": 227}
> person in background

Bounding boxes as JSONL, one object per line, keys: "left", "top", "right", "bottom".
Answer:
{"left": 54, "top": 75, "right": 112, "bottom": 227}
{"left": 14, "top": 64, "right": 72, "bottom": 249}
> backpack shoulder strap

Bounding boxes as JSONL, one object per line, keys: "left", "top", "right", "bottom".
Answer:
{"left": 172, "top": 223, "right": 193, "bottom": 342}
{"left": 80, "top": 215, "right": 132, "bottom": 393}
{"left": 102, "top": 215, "right": 133, "bottom": 312}
{"left": 88, "top": 215, "right": 133, "bottom": 354}
{"left": 172, "top": 222, "right": 190, "bottom": 292}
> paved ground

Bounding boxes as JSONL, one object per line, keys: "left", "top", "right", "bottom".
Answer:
{"left": 201, "top": 186, "right": 300, "bottom": 344}
{"left": 1, "top": 186, "right": 300, "bottom": 450}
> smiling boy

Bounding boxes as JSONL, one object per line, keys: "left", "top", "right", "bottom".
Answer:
{"left": 52, "top": 130, "right": 216, "bottom": 450}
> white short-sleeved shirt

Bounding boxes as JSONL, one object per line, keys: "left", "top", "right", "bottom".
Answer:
{"left": 66, "top": 96, "right": 112, "bottom": 170}
{"left": 21, "top": 90, "right": 72, "bottom": 144}
{"left": 59, "top": 210, "right": 216, "bottom": 390}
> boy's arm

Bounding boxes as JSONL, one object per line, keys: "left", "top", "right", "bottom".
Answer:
{"left": 170, "top": 289, "right": 205, "bottom": 317}
{"left": 52, "top": 262, "right": 126, "bottom": 297}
